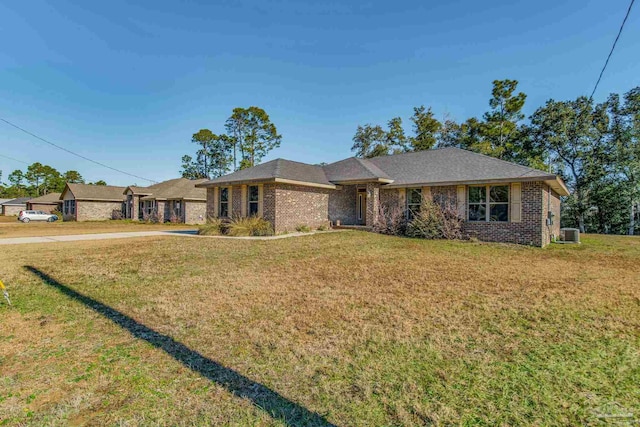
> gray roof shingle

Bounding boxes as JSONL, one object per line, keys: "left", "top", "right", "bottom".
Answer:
{"left": 367, "top": 147, "right": 559, "bottom": 187}
{"left": 138, "top": 178, "right": 208, "bottom": 201}
{"left": 64, "top": 184, "right": 127, "bottom": 201}
{"left": 195, "top": 148, "right": 568, "bottom": 195}
{"left": 322, "top": 157, "right": 392, "bottom": 183}
{"left": 26, "top": 193, "right": 62, "bottom": 204}
{"left": 196, "top": 159, "right": 334, "bottom": 188}
{"left": 2, "top": 197, "right": 31, "bottom": 206}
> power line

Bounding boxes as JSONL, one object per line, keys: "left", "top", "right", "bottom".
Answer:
{"left": 590, "top": 0, "right": 636, "bottom": 100}
{"left": 0, "top": 117, "right": 158, "bottom": 183}
{"left": 0, "top": 153, "right": 30, "bottom": 165}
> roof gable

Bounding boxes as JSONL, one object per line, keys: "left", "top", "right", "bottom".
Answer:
{"left": 63, "top": 183, "right": 127, "bottom": 201}
{"left": 196, "top": 159, "right": 334, "bottom": 188}
{"left": 138, "top": 178, "right": 208, "bottom": 201}
{"left": 322, "top": 157, "right": 392, "bottom": 183}
{"left": 26, "top": 193, "right": 62, "bottom": 204}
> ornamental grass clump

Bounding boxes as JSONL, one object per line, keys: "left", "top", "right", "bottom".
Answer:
{"left": 198, "top": 218, "right": 225, "bottom": 236}
{"left": 226, "top": 216, "right": 274, "bottom": 237}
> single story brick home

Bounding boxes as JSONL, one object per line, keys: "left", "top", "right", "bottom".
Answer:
{"left": 60, "top": 178, "right": 208, "bottom": 223}
{"left": 196, "top": 147, "right": 569, "bottom": 246}
{"left": 123, "top": 178, "right": 208, "bottom": 224}
{"left": 1, "top": 197, "right": 31, "bottom": 216}
{"left": 60, "top": 183, "right": 127, "bottom": 221}
{"left": 26, "top": 193, "right": 62, "bottom": 212}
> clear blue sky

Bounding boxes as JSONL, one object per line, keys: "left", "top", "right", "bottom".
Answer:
{"left": 1, "top": 0, "right": 638, "bottom": 186}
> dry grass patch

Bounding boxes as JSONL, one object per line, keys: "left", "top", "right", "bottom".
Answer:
{"left": 0, "top": 220, "right": 194, "bottom": 238}
{"left": 0, "top": 233, "right": 639, "bottom": 426}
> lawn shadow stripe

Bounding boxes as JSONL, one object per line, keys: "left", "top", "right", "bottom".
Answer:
{"left": 25, "top": 265, "right": 337, "bottom": 427}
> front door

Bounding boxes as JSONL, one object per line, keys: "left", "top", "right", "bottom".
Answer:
{"left": 357, "top": 190, "right": 367, "bottom": 225}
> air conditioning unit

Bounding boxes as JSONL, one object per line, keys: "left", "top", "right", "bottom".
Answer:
{"left": 560, "top": 228, "right": 580, "bottom": 243}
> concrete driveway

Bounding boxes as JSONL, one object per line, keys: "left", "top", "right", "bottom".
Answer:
{"left": 0, "top": 230, "right": 198, "bottom": 245}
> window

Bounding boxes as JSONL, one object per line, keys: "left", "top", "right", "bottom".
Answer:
{"left": 468, "top": 185, "right": 509, "bottom": 222}
{"left": 173, "top": 200, "right": 182, "bottom": 218}
{"left": 63, "top": 200, "right": 76, "bottom": 215}
{"left": 406, "top": 188, "right": 422, "bottom": 219}
{"left": 468, "top": 186, "right": 486, "bottom": 221}
{"left": 219, "top": 187, "right": 229, "bottom": 217}
{"left": 248, "top": 185, "right": 259, "bottom": 216}
{"left": 489, "top": 185, "right": 509, "bottom": 222}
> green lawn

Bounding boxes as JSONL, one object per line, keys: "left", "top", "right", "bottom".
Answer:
{"left": 0, "top": 233, "right": 638, "bottom": 426}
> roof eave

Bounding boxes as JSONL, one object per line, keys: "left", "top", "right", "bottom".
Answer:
{"left": 329, "top": 178, "right": 394, "bottom": 185}
{"left": 383, "top": 175, "right": 561, "bottom": 189}
{"left": 197, "top": 177, "right": 336, "bottom": 190}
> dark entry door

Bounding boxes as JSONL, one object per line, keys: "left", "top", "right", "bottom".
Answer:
{"left": 357, "top": 189, "right": 367, "bottom": 225}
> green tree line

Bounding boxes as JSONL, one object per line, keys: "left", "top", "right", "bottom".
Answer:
{"left": 181, "top": 106, "right": 281, "bottom": 179}
{"left": 352, "top": 80, "right": 640, "bottom": 235}
{"left": 0, "top": 163, "right": 107, "bottom": 198}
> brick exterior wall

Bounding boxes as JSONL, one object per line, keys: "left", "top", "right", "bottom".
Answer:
{"left": 232, "top": 187, "right": 242, "bottom": 217}
{"left": 76, "top": 201, "right": 123, "bottom": 222}
{"left": 2, "top": 205, "right": 25, "bottom": 216}
{"left": 380, "top": 188, "right": 401, "bottom": 207}
{"left": 328, "top": 185, "right": 357, "bottom": 225}
{"left": 461, "top": 182, "right": 545, "bottom": 246}
{"left": 381, "top": 182, "right": 556, "bottom": 247}
{"left": 202, "top": 179, "right": 559, "bottom": 245}
{"left": 542, "top": 185, "right": 561, "bottom": 245}
{"left": 206, "top": 188, "right": 215, "bottom": 220}
{"left": 185, "top": 201, "right": 206, "bottom": 224}
{"left": 26, "top": 203, "right": 61, "bottom": 213}
{"left": 365, "top": 183, "right": 381, "bottom": 227}
{"left": 431, "top": 186, "right": 457, "bottom": 208}
{"left": 262, "top": 184, "right": 277, "bottom": 226}
{"left": 273, "top": 184, "right": 330, "bottom": 233}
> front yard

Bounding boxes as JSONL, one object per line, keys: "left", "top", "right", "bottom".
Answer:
{"left": 0, "top": 232, "right": 638, "bottom": 426}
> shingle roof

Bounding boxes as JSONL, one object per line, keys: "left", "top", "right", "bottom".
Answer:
{"left": 194, "top": 148, "right": 568, "bottom": 195}
{"left": 26, "top": 193, "right": 62, "bottom": 204}
{"left": 127, "top": 186, "right": 153, "bottom": 195}
{"left": 322, "top": 157, "right": 392, "bottom": 183}
{"left": 196, "top": 159, "right": 335, "bottom": 188}
{"left": 1, "top": 197, "right": 31, "bottom": 206}
{"left": 138, "top": 178, "right": 208, "bottom": 201}
{"left": 367, "top": 148, "right": 566, "bottom": 191}
{"left": 64, "top": 183, "right": 126, "bottom": 201}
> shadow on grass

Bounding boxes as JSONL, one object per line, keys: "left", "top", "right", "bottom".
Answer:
{"left": 25, "top": 266, "right": 337, "bottom": 427}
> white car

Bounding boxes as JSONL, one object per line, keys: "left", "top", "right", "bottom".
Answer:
{"left": 18, "top": 210, "right": 59, "bottom": 223}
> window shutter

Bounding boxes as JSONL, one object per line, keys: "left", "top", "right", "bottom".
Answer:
{"left": 213, "top": 187, "right": 219, "bottom": 218}
{"left": 228, "top": 187, "right": 233, "bottom": 218}
{"left": 456, "top": 185, "right": 466, "bottom": 218}
{"left": 422, "top": 186, "right": 432, "bottom": 202}
{"left": 511, "top": 183, "right": 521, "bottom": 223}
{"left": 241, "top": 185, "right": 247, "bottom": 217}
{"left": 258, "top": 184, "right": 264, "bottom": 217}
{"left": 398, "top": 188, "right": 406, "bottom": 207}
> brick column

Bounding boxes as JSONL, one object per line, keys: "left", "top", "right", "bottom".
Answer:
{"left": 132, "top": 195, "right": 140, "bottom": 221}
{"left": 365, "top": 182, "right": 380, "bottom": 227}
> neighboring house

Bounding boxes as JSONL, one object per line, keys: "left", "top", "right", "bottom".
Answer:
{"left": 60, "top": 183, "right": 127, "bottom": 221}
{"left": 123, "top": 178, "right": 208, "bottom": 224}
{"left": 26, "top": 193, "right": 62, "bottom": 213}
{"left": 197, "top": 147, "right": 569, "bottom": 247}
{"left": 1, "top": 197, "right": 31, "bottom": 216}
